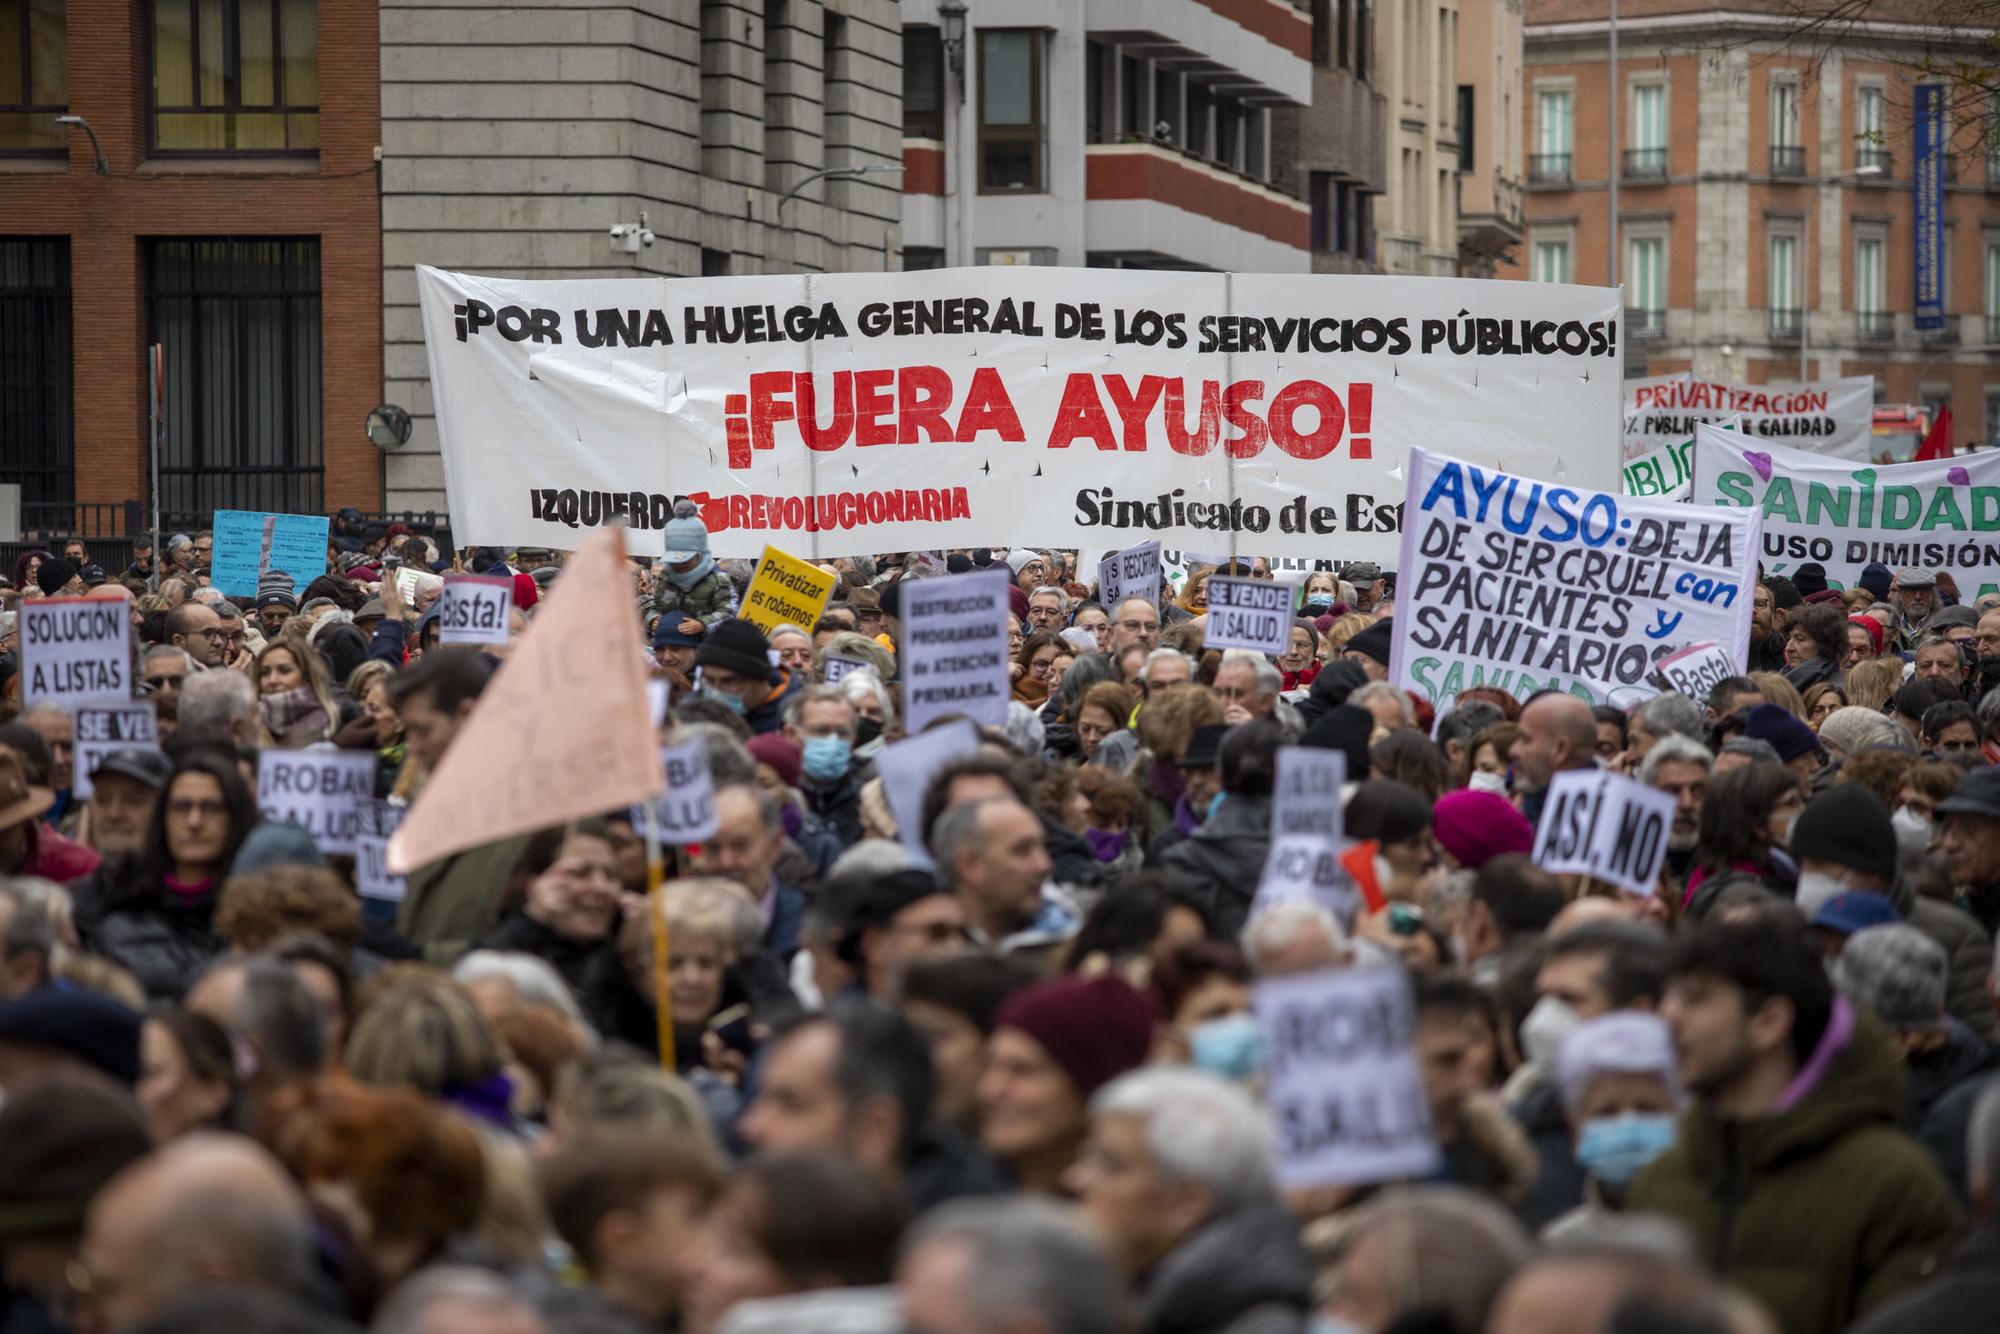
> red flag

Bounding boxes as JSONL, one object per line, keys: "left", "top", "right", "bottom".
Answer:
{"left": 1915, "top": 404, "right": 1954, "bottom": 460}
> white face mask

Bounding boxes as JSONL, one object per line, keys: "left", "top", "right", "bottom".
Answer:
{"left": 1891, "top": 806, "right": 1934, "bottom": 846}
{"left": 1467, "top": 770, "right": 1508, "bottom": 796}
{"left": 1794, "top": 868, "right": 1853, "bottom": 918}
{"left": 1519, "top": 995, "right": 1581, "bottom": 1070}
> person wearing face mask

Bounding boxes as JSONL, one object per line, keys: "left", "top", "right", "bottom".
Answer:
{"left": 693, "top": 619, "right": 801, "bottom": 736}
{"left": 782, "top": 685, "right": 866, "bottom": 846}
{"left": 1541, "top": 1011, "right": 1682, "bottom": 1244}
{"left": 1795, "top": 782, "right": 1999, "bottom": 1045}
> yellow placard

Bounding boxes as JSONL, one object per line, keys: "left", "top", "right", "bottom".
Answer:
{"left": 739, "top": 545, "right": 838, "bottom": 635}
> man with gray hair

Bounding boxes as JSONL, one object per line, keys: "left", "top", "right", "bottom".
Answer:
{"left": 1214, "top": 652, "right": 1281, "bottom": 726}
{"left": 75, "top": 1134, "right": 317, "bottom": 1333}
{"left": 1624, "top": 693, "right": 1705, "bottom": 766}
{"left": 176, "top": 670, "right": 258, "bottom": 749}
{"left": 1138, "top": 646, "right": 1192, "bottom": 693}
{"left": 1070, "top": 1067, "right": 1311, "bottom": 1327}
{"left": 933, "top": 798, "right": 1069, "bottom": 967}
{"left": 1026, "top": 584, "right": 1069, "bottom": 633}
{"left": 899, "top": 1196, "right": 1122, "bottom": 1334}
{"left": 1833, "top": 925, "right": 1995, "bottom": 1134}
{"left": 1242, "top": 900, "right": 1349, "bottom": 976}
{"left": 1436, "top": 700, "right": 1505, "bottom": 777}
{"left": 1637, "top": 734, "right": 1712, "bottom": 885}
{"left": 374, "top": 1266, "right": 550, "bottom": 1334}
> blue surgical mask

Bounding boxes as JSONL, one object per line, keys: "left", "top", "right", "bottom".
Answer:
{"left": 1575, "top": 1111, "right": 1677, "bottom": 1188}
{"left": 1188, "top": 1012, "right": 1263, "bottom": 1082}
{"left": 701, "top": 683, "right": 746, "bottom": 714}
{"left": 800, "top": 735, "right": 851, "bottom": 782}
{"left": 1304, "top": 595, "right": 1334, "bottom": 614}
{"left": 1205, "top": 791, "right": 1226, "bottom": 822}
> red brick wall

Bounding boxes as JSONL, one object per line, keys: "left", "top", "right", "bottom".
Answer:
{"left": 1086, "top": 147, "right": 1310, "bottom": 248}
{"left": 6, "top": 0, "right": 382, "bottom": 520}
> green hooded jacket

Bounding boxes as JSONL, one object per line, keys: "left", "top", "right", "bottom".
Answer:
{"left": 1627, "top": 1006, "right": 1960, "bottom": 1334}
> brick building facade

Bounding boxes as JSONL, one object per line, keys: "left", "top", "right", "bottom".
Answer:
{"left": 0, "top": 0, "right": 383, "bottom": 535}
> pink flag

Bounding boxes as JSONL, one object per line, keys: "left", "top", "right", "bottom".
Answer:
{"left": 387, "top": 527, "right": 663, "bottom": 872}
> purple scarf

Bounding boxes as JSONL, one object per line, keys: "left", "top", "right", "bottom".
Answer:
{"left": 441, "top": 1071, "right": 517, "bottom": 1127}
{"left": 1172, "top": 794, "right": 1201, "bottom": 837}
{"left": 1085, "top": 828, "right": 1129, "bottom": 863}
{"left": 1774, "top": 995, "right": 1855, "bottom": 1114}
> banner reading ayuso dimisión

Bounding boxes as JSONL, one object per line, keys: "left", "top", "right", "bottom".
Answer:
{"left": 416, "top": 267, "right": 1623, "bottom": 560}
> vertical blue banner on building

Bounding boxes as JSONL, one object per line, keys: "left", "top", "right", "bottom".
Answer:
{"left": 1913, "top": 82, "right": 1946, "bottom": 332}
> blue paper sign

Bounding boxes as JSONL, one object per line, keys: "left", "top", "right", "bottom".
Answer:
{"left": 1913, "top": 83, "right": 1945, "bottom": 333}
{"left": 211, "top": 510, "right": 332, "bottom": 599}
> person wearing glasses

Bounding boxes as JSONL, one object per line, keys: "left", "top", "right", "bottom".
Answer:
{"left": 163, "top": 603, "right": 229, "bottom": 670}
{"left": 68, "top": 749, "right": 258, "bottom": 1001}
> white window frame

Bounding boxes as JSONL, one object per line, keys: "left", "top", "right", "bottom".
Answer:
{"left": 1535, "top": 86, "right": 1572, "bottom": 159}
{"left": 1630, "top": 81, "right": 1666, "bottom": 152}
{"left": 1532, "top": 236, "right": 1572, "bottom": 283}
{"left": 1770, "top": 76, "right": 1799, "bottom": 150}
{"left": 1854, "top": 227, "right": 1886, "bottom": 316}
{"left": 1626, "top": 228, "right": 1668, "bottom": 319}
{"left": 1768, "top": 231, "right": 1799, "bottom": 313}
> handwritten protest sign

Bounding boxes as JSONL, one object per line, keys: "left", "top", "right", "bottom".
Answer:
{"left": 355, "top": 801, "right": 407, "bottom": 902}
{"left": 418, "top": 266, "right": 1622, "bottom": 560}
{"left": 1273, "top": 747, "right": 1345, "bottom": 841}
{"left": 1254, "top": 834, "right": 1364, "bottom": 929}
{"left": 740, "top": 545, "right": 838, "bottom": 634}
{"left": 395, "top": 564, "right": 425, "bottom": 605}
{"left": 877, "top": 720, "right": 982, "bottom": 868}
{"left": 1206, "top": 575, "right": 1293, "bottom": 655}
{"left": 900, "top": 569, "right": 1010, "bottom": 734}
{"left": 1098, "top": 541, "right": 1163, "bottom": 609}
{"left": 19, "top": 598, "right": 131, "bottom": 708}
{"left": 71, "top": 703, "right": 158, "bottom": 799}
{"left": 389, "top": 528, "right": 664, "bottom": 872}
{"left": 1654, "top": 641, "right": 1739, "bottom": 699}
{"left": 1256, "top": 967, "right": 1439, "bottom": 1189}
{"left": 648, "top": 678, "right": 671, "bottom": 726}
{"left": 653, "top": 740, "right": 720, "bottom": 844}
{"left": 1624, "top": 373, "right": 1873, "bottom": 462}
{"left": 437, "top": 574, "right": 513, "bottom": 646}
{"left": 211, "top": 510, "right": 330, "bottom": 600}
{"left": 1531, "top": 769, "right": 1676, "bottom": 897}
{"left": 1390, "top": 447, "right": 1759, "bottom": 707}
{"left": 1691, "top": 424, "right": 2000, "bottom": 596}
{"left": 257, "top": 750, "right": 376, "bottom": 855}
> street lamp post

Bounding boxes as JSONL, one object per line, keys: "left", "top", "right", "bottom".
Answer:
{"left": 1803, "top": 161, "right": 1883, "bottom": 382}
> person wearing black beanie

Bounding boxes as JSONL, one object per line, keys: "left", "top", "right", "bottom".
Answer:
{"left": 34, "top": 557, "right": 81, "bottom": 598}
{"left": 1299, "top": 703, "right": 1374, "bottom": 781}
{"left": 1341, "top": 620, "right": 1394, "bottom": 680}
{"left": 695, "top": 618, "right": 801, "bottom": 735}
{"left": 1790, "top": 783, "right": 1898, "bottom": 920}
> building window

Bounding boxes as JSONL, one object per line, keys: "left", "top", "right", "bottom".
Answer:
{"left": 150, "top": 0, "right": 317, "bottom": 152}
{"left": 903, "top": 246, "right": 944, "bottom": 271}
{"left": 1768, "top": 232, "right": 1799, "bottom": 339}
{"left": 978, "top": 30, "right": 1042, "bottom": 192}
{"left": 146, "top": 239, "right": 322, "bottom": 516}
{"left": 902, "top": 27, "right": 942, "bottom": 139}
{"left": 0, "top": 239, "right": 72, "bottom": 514}
{"left": 1457, "top": 84, "right": 1473, "bottom": 171}
{"left": 1120, "top": 53, "right": 1144, "bottom": 137}
{"left": 1627, "top": 234, "right": 1665, "bottom": 332}
{"left": 1533, "top": 238, "right": 1570, "bottom": 283}
{"left": 1187, "top": 81, "right": 1213, "bottom": 158}
{"left": 1626, "top": 83, "right": 1666, "bottom": 178}
{"left": 1532, "top": 88, "right": 1571, "bottom": 182}
{"left": 1312, "top": 0, "right": 1331, "bottom": 67}
{"left": 1856, "top": 84, "right": 1889, "bottom": 173}
{"left": 1085, "top": 39, "right": 1105, "bottom": 143}
{"left": 1854, "top": 232, "right": 1889, "bottom": 339}
{"left": 1, "top": 0, "right": 65, "bottom": 153}
{"left": 1984, "top": 240, "right": 2000, "bottom": 342}
{"left": 1769, "top": 77, "right": 1803, "bottom": 175}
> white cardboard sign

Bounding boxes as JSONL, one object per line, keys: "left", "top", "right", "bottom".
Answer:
{"left": 1098, "top": 541, "right": 1162, "bottom": 610}
{"left": 71, "top": 703, "right": 159, "bottom": 800}
{"left": 1256, "top": 966, "right": 1440, "bottom": 1189}
{"left": 1530, "top": 768, "right": 1676, "bottom": 897}
{"left": 355, "top": 801, "right": 408, "bottom": 902}
{"left": 256, "top": 750, "right": 377, "bottom": 855}
{"left": 877, "top": 719, "right": 983, "bottom": 869}
{"left": 653, "top": 740, "right": 720, "bottom": 845}
{"left": 1205, "top": 574, "right": 1293, "bottom": 655}
{"left": 1273, "top": 747, "right": 1346, "bottom": 842}
{"left": 19, "top": 597, "right": 131, "bottom": 708}
{"left": 1254, "top": 834, "right": 1364, "bottom": 930}
{"left": 900, "top": 569, "right": 1011, "bottom": 734}
{"left": 437, "top": 574, "right": 513, "bottom": 646}
{"left": 1654, "top": 640, "right": 1739, "bottom": 700}
{"left": 822, "top": 655, "right": 871, "bottom": 684}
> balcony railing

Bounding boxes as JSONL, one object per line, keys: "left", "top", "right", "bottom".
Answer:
{"left": 1856, "top": 147, "right": 1893, "bottom": 177}
{"left": 1528, "top": 152, "right": 1572, "bottom": 185}
{"left": 1922, "top": 320, "right": 1961, "bottom": 346}
{"left": 1768, "top": 308, "right": 1803, "bottom": 343}
{"left": 1770, "top": 145, "right": 1807, "bottom": 177}
{"left": 1855, "top": 310, "right": 1895, "bottom": 342}
{"left": 1494, "top": 174, "right": 1523, "bottom": 226}
{"left": 1622, "top": 147, "right": 1668, "bottom": 180}
{"left": 1989, "top": 313, "right": 2000, "bottom": 343}
{"left": 1627, "top": 308, "right": 1666, "bottom": 338}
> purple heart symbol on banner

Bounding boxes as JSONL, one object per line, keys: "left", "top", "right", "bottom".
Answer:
{"left": 1744, "top": 451, "right": 1774, "bottom": 482}
{"left": 1949, "top": 466, "right": 1970, "bottom": 486}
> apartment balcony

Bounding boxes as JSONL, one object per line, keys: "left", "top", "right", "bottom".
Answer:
{"left": 1770, "top": 145, "right": 1807, "bottom": 177}
{"left": 1855, "top": 310, "right": 1895, "bottom": 342}
{"left": 1528, "top": 153, "right": 1571, "bottom": 186}
{"left": 1628, "top": 308, "right": 1666, "bottom": 339}
{"left": 1622, "top": 148, "right": 1668, "bottom": 181}
{"left": 1086, "top": 0, "right": 1312, "bottom": 106}
{"left": 1084, "top": 142, "right": 1311, "bottom": 273}
{"left": 1989, "top": 313, "right": 2000, "bottom": 343}
{"left": 1768, "top": 308, "right": 1802, "bottom": 344}
{"left": 1922, "top": 319, "right": 1961, "bottom": 347}
{"left": 1459, "top": 174, "right": 1524, "bottom": 272}
{"left": 1857, "top": 148, "right": 1893, "bottom": 177}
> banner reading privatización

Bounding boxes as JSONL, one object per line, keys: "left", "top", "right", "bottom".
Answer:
{"left": 1390, "top": 448, "right": 1759, "bottom": 706}
{"left": 1624, "top": 373, "right": 1874, "bottom": 463}
{"left": 416, "top": 266, "right": 1624, "bottom": 560}
{"left": 1690, "top": 425, "right": 2000, "bottom": 595}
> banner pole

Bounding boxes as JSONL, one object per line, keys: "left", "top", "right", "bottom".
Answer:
{"left": 641, "top": 801, "right": 676, "bottom": 1072}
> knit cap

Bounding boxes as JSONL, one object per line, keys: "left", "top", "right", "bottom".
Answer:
{"left": 34, "top": 558, "right": 76, "bottom": 597}
{"left": 746, "top": 734, "right": 802, "bottom": 788}
{"left": 1742, "top": 703, "right": 1818, "bottom": 763}
{"left": 1816, "top": 706, "right": 1905, "bottom": 759}
{"left": 1790, "top": 782, "right": 1898, "bottom": 882}
{"left": 995, "top": 976, "right": 1154, "bottom": 1098}
{"left": 697, "top": 619, "right": 773, "bottom": 682}
{"left": 1554, "top": 1012, "right": 1679, "bottom": 1118}
{"left": 1858, "top": 562, "right": 1893, "bottom": 600}
{"left": 662, "top": 499, "right": 711, "bottom": 563}
{"left": 255, "top": 569, "right": 298, "bottom": 612}
{"left": 1433, "top": 789, "right": 1535, "bottom": 869}
{"left": 1343, "top": 620, "right": 1393, "bottom": 667}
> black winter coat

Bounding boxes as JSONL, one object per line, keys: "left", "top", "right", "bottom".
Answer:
{"left": 1158, "top": 795, "right": 1274, "bottom": 941}
{"left": 473, "top": 911, "right": 615, "bottom": 997}
{"left": 68, "top": 858, "right": 225, "bottom": 1002}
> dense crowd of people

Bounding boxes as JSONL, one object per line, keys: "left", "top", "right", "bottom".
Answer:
{"left": 2, "top": 513, "right": 2000, "bottom": 1334}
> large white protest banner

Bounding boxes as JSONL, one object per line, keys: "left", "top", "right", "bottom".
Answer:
{"left": 900, "top": 568, "right": 1011, "bottom": 733}
{"left": 1205, "top": 575, "right": 1294, "bottom": 655}
{"left": 1389, "top": 447, "right": 1760, "bottom": 707}
{"left": 1621, "top": 417, "right": 1738, "bottom": 500}
{"left": 1690, "top": 425, "right": 2000, "bottom": 596}
{"left": 1256, "top": 967, "right": 1439, "bottom": 1189}
{"left": 1530, "top": 769, "right": 1677, "bottom": 897}
{"left": 71, "top": 703, "right": 158, "bottom": 800}
{"left": 257, "top": 751, "right": 376, "bottom": 855}
{"left": 1624, "top": 373, "right": 1874, "bottom": 462}
{"left": 19, "top": 598, "right": 131, "bottom": 708}
{"left": 417, "top": 267, "right": 1623, "bottom": 561}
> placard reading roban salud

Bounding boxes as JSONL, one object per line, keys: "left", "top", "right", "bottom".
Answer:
{"left": 1390, "top": 447, "right": 1759, "bottom": 707}
{"left": 1691, "top": 424, "right": 2000, "bottom": 598}
{"left": 417, "top": 266, "right": 1624, "bottom": 561}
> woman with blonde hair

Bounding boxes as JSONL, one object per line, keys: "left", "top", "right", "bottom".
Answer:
{"left": 346, "top": 968, "right": 516, "bottom": 1128}
{"left": 1323, "top": 611, "right": 1376, "bottom": 655}
{"left": 255, "top": 636, "right": 340, "bottom": 748}
{"left": 595, "top": 878, "right": 765, "bottom": 1078}
{"left": 1845, "top": 657, "right": 1904, "bottom": 715}
{"left": 1747, "top": 671, "right": 1807, "bottom": 719}
{"left": 343, "top": 658, "right": 408, "bottom": 795}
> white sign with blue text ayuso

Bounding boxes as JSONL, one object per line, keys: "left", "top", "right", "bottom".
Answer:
{"left": 1390, "top": 448, "right": 1760, "bottom": 707}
